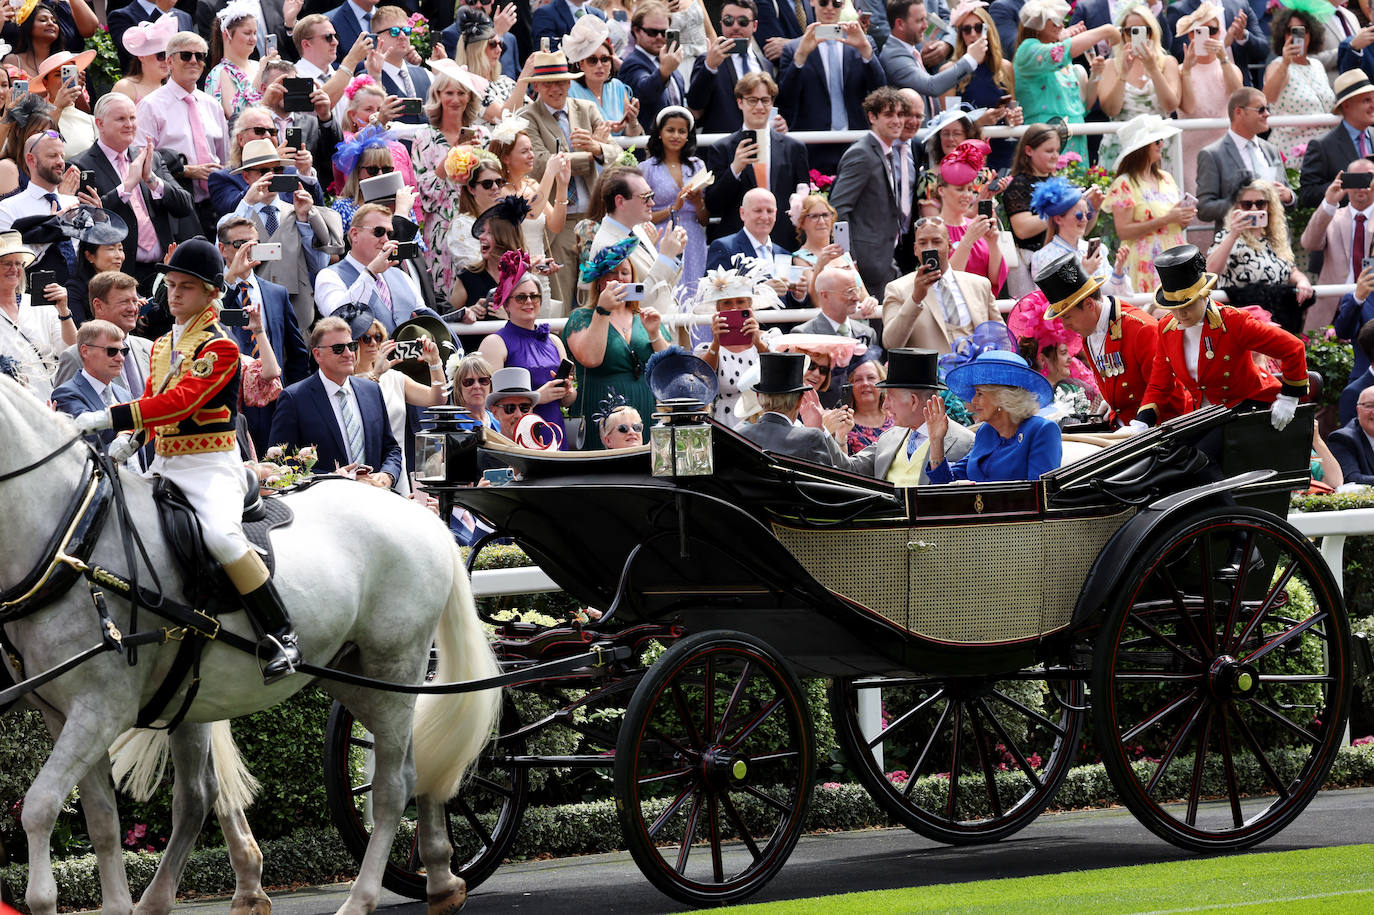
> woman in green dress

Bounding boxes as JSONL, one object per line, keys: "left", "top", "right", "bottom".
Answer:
{"left": 563, "top": 237, "right": 670, "bottom": 449}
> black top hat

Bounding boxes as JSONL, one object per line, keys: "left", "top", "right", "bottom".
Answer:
{"left": 156, "top": 237, "right": 225, "bottom": 290}
{"left": 1035, "top": 251, "right": 1105, "bottom": 319}
{"left": 1153, "top": 244, "right": 1218, "bottom": 311}
{"left": 753, "top": 352, "right": 809, "bottom": 395}
{"left": 878, "top": 348, "right": 944, "bottom": 390}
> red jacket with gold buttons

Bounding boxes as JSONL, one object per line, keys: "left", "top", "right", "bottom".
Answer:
{"left": 1140, "top": 303, "right": 1307, "bottom": 422}
{"left": 1087, "top": 297, "right": 1191, "bottom": 425}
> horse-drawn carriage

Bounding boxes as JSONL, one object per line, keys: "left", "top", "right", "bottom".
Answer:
{"left": 323, "top": 396, "right": 1364, "bottom": 906}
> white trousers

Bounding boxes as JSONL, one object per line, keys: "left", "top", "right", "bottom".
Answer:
{"left": 147, "top": 451, "right": 251, "bottom": 563}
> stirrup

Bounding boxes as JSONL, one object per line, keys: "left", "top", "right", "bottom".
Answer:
{"left": 257, "top": 632, "right": 300, "bottom": 683}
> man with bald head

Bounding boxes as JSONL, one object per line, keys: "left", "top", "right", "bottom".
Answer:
{"left": 0, "top": 130, "right": 86, "bottom": 284}
{"left": 794, "top": 264, "right": 880, "bottom": 406}
{"left": 705, "top": 188, "right": 808, "bottom": 306}
{"left": 1329, "top": 383, "right": 1374, "bottom": 483}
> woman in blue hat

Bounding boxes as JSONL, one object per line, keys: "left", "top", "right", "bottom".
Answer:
{"left": 925, "top": 349, "right": 1063, "bottom": 482}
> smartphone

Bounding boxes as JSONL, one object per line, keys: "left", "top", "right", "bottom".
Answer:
{"left": 665, "top": 28, "right": 681, "bottom": 47}
{"left": 482, "top": 467, "right": 515, "bottom": 485}
{"left": 249, "top": 242, "right": 282, "bottom": 261}
{"left": 833, "top": 220, "right": 850, "bottom": 253}
{"left": 730, "top": 37, "right": 749, "bottom": 54}
{"left": 816, "top": 24, "right": 845, "bottom": 41}
{"left": 265, "top": 33, "right": 278, "bottom": 57}
{"left": 397, "top": 97, "right": 424, "bottom": 117}
{"left": 1085, "top": 237, "right": 1102, "bottom": 259}
{"left": 621, "top": 282, "right": 646, "bottom": 302}
{"left": 282, "top": 76, "right": 315, "bottom": 113}
{"left": 60, "top": 64, "right": 78, "bottom": 88}
{"left": 1362, "top": 256, "right": 1374, "bottom": 273}
{"left": 391, "top": 240, "right": 420, "bottom": 260}
{"left": 978, "top": 199, "right": 994, "bottom": 220}
{"left": 719, "top": 308, "right": 752, "bottom": 347}
{"left": 1346, "top": 171, "right": 1374, "bottom": 190}
{"left": 28, "top": 268, "right": 55, "bottom": 300}
{"left": 555, "top": 358, "right": 573, "bottom": 381}
{"left": 858, "top": 11, "right": 873, "bottom": 30}
{"left": 1246, "top": 210, "right": 1269, "bottom": 228}
{"left": 284, "top": 127, "right": 303, "bottom": 150}
{"left": 268, "top": 173, "right": 299, "bottom": 194}
{"left": 1181, "top": 192, "right": 1198, "bottom": 207}
{"left": 1291, "top": 25, "right": 1306, "bottom": 49}
{"left": 79, "top": 169, "right": 95, "bottom": 193}
{"left": 12, "top": 79, "right": 26, "bottom": 100}
{"left": 741, "top": 128, "right": 757, "bottom": 147}
{"left": 921, "top": 249, "right": 941, "bottom": 272}
{"left": 219, "top": 308, "right": 249, "bottom": 327}
{"left": 841, "top": 383, "right": 855, "bottom": 408}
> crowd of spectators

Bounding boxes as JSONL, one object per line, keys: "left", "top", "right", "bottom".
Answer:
{"left": 5, "top": 0, "right": 1374, "bottom": 492}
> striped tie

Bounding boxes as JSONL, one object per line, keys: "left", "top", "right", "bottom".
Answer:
{"left": 336, "top": 388, "right": 365, "bottom": 465}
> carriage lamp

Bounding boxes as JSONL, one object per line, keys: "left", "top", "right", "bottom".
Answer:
{"left": 415, "top": 406, "right": 484, "bottom": 489}
{"left": 647, "top": 351, "right": 720, "bottom": 478}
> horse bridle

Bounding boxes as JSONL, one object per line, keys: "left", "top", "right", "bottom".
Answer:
{"left": 0, "top": 431, "right": 81, "bottom": 482}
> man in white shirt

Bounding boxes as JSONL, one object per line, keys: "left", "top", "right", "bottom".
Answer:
{"left": 315, "top": 203, "right": 424, "bottom": 332}
{"left": 589, "top": 167, "right": 687, "bottom": 318}
{"left": 53, "top": 271, "right": 153, "bottom": 397}
{"left": 291, "top": 13, "right": 374, "bottom": 112}
{"left": 0, "top": 132, "right": 86, "bottom": 284}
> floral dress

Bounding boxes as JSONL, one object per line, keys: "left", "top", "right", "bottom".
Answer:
{"left": 206, "top": 60, "right": 261, "bottom": 122}
{"left": 413, "top": 126, "right": 466, "bottom": 297}
{"left": 1106, "top": 171, "right": 1187, "bottom": 298}
{"left": 848, "top": 415, "right": 894, "bottom": 455}
{"left": 1268, "top": 59, "right": 1336, "bottom": 165}
{"left": 1013, "top": 38, "right": 1088, "bottom": 161}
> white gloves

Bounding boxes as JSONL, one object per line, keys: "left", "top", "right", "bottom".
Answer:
{"left": 109, "top": 434, "right": 138, "bottom": 464}
{"left": 1271, "top": 394, "right": 1299, "bottom": 431}
{"left": 1123, "top": 419, "right": 1149, "bottom": 436}
{"left": 74, "top": 410, "right": 113, "bottom": 434}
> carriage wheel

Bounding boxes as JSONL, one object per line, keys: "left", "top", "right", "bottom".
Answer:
{"left": 829, "top": 668, "right": 1083, "bottom": 845}
{"left": 614, "top": 630, "right": 814, "bottom": 906}
{"left": 1092, "top": 506, "right": 1352, "bottom": 852}
{"left": 323, "top": 699, "right": 527, "bottom": 899}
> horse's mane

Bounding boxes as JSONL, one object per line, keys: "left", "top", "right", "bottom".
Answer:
{"left": 0, "top": 373, "right": 77, "bottom": 443}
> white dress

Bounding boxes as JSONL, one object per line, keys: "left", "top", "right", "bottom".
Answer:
{"left": 445, "top": 213, "right": 481, "bottom": 274}
{"left": 0, "top": 296, "right": 65, "bottom": 400}
{"left": 695, "top": 341, "right": 758, "bottom": 425}
{"left": 671, "top": 2, "right": 709, "bottom": 82}
{"left": 377, "top": 369, "right": 412, "bottom": 496}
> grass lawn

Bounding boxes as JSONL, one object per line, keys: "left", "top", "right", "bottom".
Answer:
{"left": 716, "top": 844, "right": 1374, "bottom": 914}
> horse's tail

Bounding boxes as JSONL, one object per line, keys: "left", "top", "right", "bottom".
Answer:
{"left": 410, "top": 541, "right": 501, "bottom": 801}
{"left": 109, "top": 721, "right": 258, "bottom": 815}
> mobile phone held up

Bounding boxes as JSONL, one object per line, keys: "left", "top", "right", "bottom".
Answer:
{"left": 833, "top": 220, "right": 850, "bottom": 254}
{"left": 921, "top": 249, "right": 941, "bottom": 273}
{"left": 719, "top": 308, "right": 753, "bottom": 347}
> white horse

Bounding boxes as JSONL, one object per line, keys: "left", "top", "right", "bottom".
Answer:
{"left": 0, "top": 375, "right": 500, "bottom": 915}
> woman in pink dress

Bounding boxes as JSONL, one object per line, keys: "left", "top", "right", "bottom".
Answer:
{"left": 936, "top": 140, "right": 1006, "bottom": 296}
{"left": 1176, "top": 2, "right": 1243, "bottom": 197}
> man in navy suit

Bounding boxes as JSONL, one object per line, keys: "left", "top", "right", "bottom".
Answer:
{"left": 778, "top": 9, "right": 886, "bottom": 171}
{"left": 754, "top": 0, "right": 809, "bottom": 61}
{"left": 370, "top": 4, "right": 432, "bottom": 120}
{"left": 217, "top": 220, "right": 312, "bottom": 454}
{"left": 328, "top": 0, "right": 381, "bottom": 64}
{"left": 687, "top": 1, "right": 778, "bottom": 135}
{"left": 703, "top": 73, "right": 809, "bottom": 246}
{"left": 269, "top": 316, "right": 403, "bottom": 488}
{"left": 107, "top": 0, "right": 196, "bottom": 72}
{"left": 52, "top": 320, "right": 134, "bottom": 448}
{"left": 1329, "top": 385, "right": 1374, "bottom": 484}
{"left": 531, "top": 0, "right": 607, "bottom": 52}
{"left": 619, "top": 3, "right": 688, "bottom": 134}
{"left": 706, "top": 189, "right": 808, "bottom": 308}
{"left": 988, "top": 0, "right": 1023, "bottom": 58}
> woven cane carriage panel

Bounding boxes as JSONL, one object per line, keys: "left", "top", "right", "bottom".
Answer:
{"left": 769, "top": 524, "right": 910, "bottom": 623}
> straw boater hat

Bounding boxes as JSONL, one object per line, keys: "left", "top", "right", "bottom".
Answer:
{"left": 1333, "top": 70, "right": 1374, "bottom": 112}
{"left": 1035, "top": 251, "right": 1105, "bottom": 320}
{"left": 526, "top": 42, "right": 584, "bottom": 82}
{"left": 562, "top": 13, "right": 610, "bottom": 64}
{"left": 1152, "top": 244, "right": 1218, "bottom": 312}
{"left": 1112, "top": 113, "right": 1180, "bottom": 172}
{"left": 232, "top": 139, "right": 285, "bottom": 174}
{"left": 0, "top": 231, "right": 36, "bottom": 268}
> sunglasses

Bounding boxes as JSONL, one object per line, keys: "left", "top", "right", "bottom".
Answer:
{"left": 242, "top": 125, "right": 273, "bottom": 137}
{"left": 499, "top": 402, "right": 534, "bottom": 415}
{"left": 313, "top": 32, "right": 339, "bottom": 43}
{"left": 1199, "top": 25, "right": 1221, "bottom": 35}
{"left": 376, "top": 26, "right": 412, "bottom": 37}
{"left": 225, "top": 238, "right": 253, "bottom": 248}
{"left": 319, "top": 341, "right": 360, "bottom": 354}
{"left": 461, "top": 376, "right": 492, "bottom": 387}
{"left": 639, "top": 27, "right": 668, "bottom": 38}
{"left": 508, "top": 292, "right": 541, "bottom": 304}
{"left": 721, "top": 14, "right": 752, "bottom": 26}
{"left": 153, "top": 51, "right": 167, "bottom": 61}
{"left": 359, "top": 333, "right": 386, "bottom": 344}
{"left": 636, "top": 190, "right": 656, "bottom": 201}
{"left": 472, "top": 177, "right": 502, "bottom": 190}
{"left": 175, "top": 50, "right": 208, "bottom": 63}
{"left": 613, "top": 422, "right": 643, "bottom": 434}
{"left": 808, "top": 363, "right": 832, "bottom": 377}
{"left": 1242, "top": 105, "right": 1271, "bottom": 115}
{"left": 489, "top": 38, "right": 506, "bottom": 51}
{"left": 362, "top": 225, "right": 392, "bottom": 238}
{"left": 361, "top": 164, "right": 395, "bottom": 177}
{"left": 85, "top": 343, "right": 129, "bottom": 358}
{"left": 960, "top": 23, "right": 984, "bottom": 36}
{"left": 816, "top": 0, "right": 841, "bottom": 6}
{"left": 585, "top": 54, "right": 613, "bottom": 65}
{"left": 1236, "top": 199, "right": 1267, "bottom": 210}
{"left": 1072, "top": 211, "right": 1089, "bottom": 222}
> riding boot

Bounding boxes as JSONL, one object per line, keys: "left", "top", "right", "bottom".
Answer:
{"left": 223, "top": 552, "right": 302, "bottom": 684}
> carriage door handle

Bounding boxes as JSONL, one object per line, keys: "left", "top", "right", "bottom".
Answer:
{"left": 907, "top": 540, "right": 934, "bottom": 553}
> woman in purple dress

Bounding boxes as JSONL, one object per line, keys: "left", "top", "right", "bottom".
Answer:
{"left": 477, "top": 251, "right": 577, "bottom": 447}
{"left": 641, "top": 106, "right": 708, "bottom": 300}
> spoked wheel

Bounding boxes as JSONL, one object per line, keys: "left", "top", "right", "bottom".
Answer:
{"left": 614, "top": 630, "right": 815, "bottom": 906}
{"left": 1092, "top": 506, "right": 1353, "bottom": 852}
{"left": 323, "top": 699, "right": 527, "bottom": 898}
{"left": 829, "top": 668, "right": 1084, "bottom": 844}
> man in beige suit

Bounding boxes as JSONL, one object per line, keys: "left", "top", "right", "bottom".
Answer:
{"left": 588, "top": 166, "right": 687, "bottom": 318}
{"left": 882, "top": 217, "right": 1002, "bottom": 353}
{"left": 517, "top": 46, "right": 621, "bottom": 309}
{"left": 1300, "top": 157, "right": 1374, "bottom": 329}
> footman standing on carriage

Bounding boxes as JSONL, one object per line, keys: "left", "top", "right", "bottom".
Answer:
{"left": 1135, "top": 244, "right": 1308, "bottom": 431}
{"left": 72, "top": 239, "right": 302, "bottom": 683}
{"left": 1034, "top": 251, "right": 1191, "bottom": 430}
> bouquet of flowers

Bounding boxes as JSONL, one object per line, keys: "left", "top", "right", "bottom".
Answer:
{"left": 1055, "top": 151, "right": 1112, "bottom": 194}
{"left": 407, "top": 13, "right": 433, "bottom": 60}
{"left": 251, "top": 446, "right": 318, "bottom": 490}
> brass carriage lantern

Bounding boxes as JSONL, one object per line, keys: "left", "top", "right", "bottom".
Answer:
{"left": 414, "top": 406, "right": 484, "bottom": 488}
{"left": 647, "top": 351, "right": 720, "bottom": 478}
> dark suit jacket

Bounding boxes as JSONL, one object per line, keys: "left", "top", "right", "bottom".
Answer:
{"left": 754, "top": 0, "right": 808, "bottom": 45}
{"left": 703, "top": 129, "right": 809, "bottom": 246}
{"left": 1340, "top": 368, "right": 1374, "bottom": 426}
{"left": 686, "top": 53, "right": 776, "bottom": 136}
{"left": 261, "top": 1, "right": 297, "bottom": 63}
{"left": 705, "top": 229, "right": 792, "bottom": 276}
{"left": 827, "top": 131, "right": 910, "bottom": 295}
{"left": 619, "top": 46, "right": 687, "bottom": 134}
{"left": 52, "top": 373, "right": 119, "bottom": 446}
{"left": 71, "top": 143, "right": 194, "bottom": 270}
{"left": 988, "top": 0, "right": 1022, "bottom": 60}
{"left": 792, "top": 313, "right": 879, "bottom": 407}
{"left": 736, "top": 412, "right": 854, "bottom": 469}
{"left": 1194, "top": 133, "right": 1292, "bottom": 229}
{"left": 107, "top": 3, "right": 195, "bottom": 72}
{"left": 777, "top": 39, "right": 885, "bottom": 133}
{"left": 379, "top": 64, "right": 433, "bottom": 123}
{"left": 268, "top": 373, "right": 404, "bottom": 483}
{"left": 206, "top": 169, "right": 326, "bottom": 221}
{"left": 1068, "top": 0, "right": 1111, "bottom": 29}
{"left": 1329, "top": 418, "right": 1374, "bottom": 484}
{"left": 224, "top": 278, "right": 312, "bottom": 453}
{"left": 531, "top": 1, "right": 607, "bottom": 52}
{"left": 1299, "top": 123, "right": 1361, "bottom": 209}
{"left": 328, "top": 2, "right": 369, "bottom": 64}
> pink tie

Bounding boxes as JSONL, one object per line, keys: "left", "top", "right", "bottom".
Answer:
{"left": 184, "top": 92, "right": 213, "bottom": 198}
{"left": 113, "top": 151, "right": 159, "bottom": 261}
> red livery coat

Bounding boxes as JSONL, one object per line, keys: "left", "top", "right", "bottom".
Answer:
{"left": 1086, "top": 297, "right": 1191, "bottom": 425}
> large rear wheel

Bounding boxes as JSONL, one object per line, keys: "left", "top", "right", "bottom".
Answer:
{"left": 1092, "top": 506, "right": 1352, "bottom": 851}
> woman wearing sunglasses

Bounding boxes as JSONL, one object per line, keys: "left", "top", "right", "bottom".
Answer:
{"left": 454, "top": 8, "right": 527, "bottom": 122}
{"left": 1028, "top": 176, "right": 1133, "bottom": 297}
{"left": 112, "top": 14, "right": 174, "bottom": 104}
{"left": 566, "top": 19, "right": 643, "bottom": 137}
{"left": 206, "top": 2, "right": 265, "bottom": 122}
{"left": 1205, "top": 181, "right": 1313, "bottom": 333}
{"left": 448, "top": 352, "right": 501, "bottom": 432}
{"left": 1264, "top": 5, "right": 1336, "bottom": 163}
{"left": 564, "top": 236, "right": 669, "bottom": 449}
{"left": 443, "top": 144, "right": 504, "bottom": 276}
{"left": 450, "top": 195, "right": 544, "bottom": 320}
{"left": 939, "top": 2, "right": 1020, "bottom": 173}
{"left": 478, "top": 251, "right": 575, "bottom": 448}
{"left": 1175, "top": 3, "right": 1242, "bottom": 197}
{"left": 340, "top": 76, "right": 418, "bottom": 196}
{"left": 330, "top": 125, "right": 419, "bottom": 232}
{"left": 599, "top": 402, "right": 644, "bottom": 448}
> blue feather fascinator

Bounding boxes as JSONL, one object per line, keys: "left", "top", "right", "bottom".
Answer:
{"left": 580, "top": 237, "right": 639, "bottom": 285}
{"left": 1029, "top": 177, "right": 1083, "bottom": 221}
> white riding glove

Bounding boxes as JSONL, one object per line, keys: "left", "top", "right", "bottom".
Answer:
{"left": 1122, "top": 419, "right": 1149, "bottom": 436}
{"left": 74, "top": 410, "right": 113, "bottom": 434}
{"left": 1270, "top": 394, "right": 1299, "bottom": 431}
{"left": 109, "top": 434, "right": 138, "bottom": 464}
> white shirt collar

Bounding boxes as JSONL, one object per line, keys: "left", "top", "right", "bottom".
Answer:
{"left": 742, "top": 229, "right": 770, "bottom": 252}
{"left": 319, "top": 370, "right": 354, "bottom": 398}
{"left": 80, "top": 369, "right": 118, "bottom": 397}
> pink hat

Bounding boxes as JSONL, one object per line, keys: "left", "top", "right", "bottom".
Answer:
{"left": 939, "top": 139, "right": 991, "bottom": 186}
{"left": 122, "top": 13, "right": 179, "bottom": 59}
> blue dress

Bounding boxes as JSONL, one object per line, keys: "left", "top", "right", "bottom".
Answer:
{"left": 570, "top": 79, "right": 637, "bottom": 135}
{"left": 642, "top": 156, "right": 707, "bottom": 299}
{"left": 927, "top": 414, "right": 1062, "bottom": 483}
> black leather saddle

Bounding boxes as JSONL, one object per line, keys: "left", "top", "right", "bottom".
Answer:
{"left": 152, "top": 467, "right": 293, "bottom": 612}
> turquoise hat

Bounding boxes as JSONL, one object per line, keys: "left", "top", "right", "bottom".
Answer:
{"left": 944, "top": 350, "right": 1054, "bottom": 407}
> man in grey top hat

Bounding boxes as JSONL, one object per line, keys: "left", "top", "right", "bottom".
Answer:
{"left": 736, "top": 351, "right": 861, "bottom": 469}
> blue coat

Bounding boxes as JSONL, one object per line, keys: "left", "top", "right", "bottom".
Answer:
{"left": 207, "top": 170, "right": 325, "bottom": 222}
{"left": 379, "top": 64, "right": 433, "bottom": 120}
{"left": 224, "top": 278, "right": 312, "bottom": 453}
{"left": 328, "top": 2, "right": 370, "bottom": 64}
{"left": 927, "top": 414, "right": 1062, "bottom": 483}
{"left": 531, "top": 1, "right": 607, "bottom": 52}
{"left": 52, "top": 373, "right": 118, "bottom": 446}
{"left": 754, "top": 0, "right": 809, "bottom": 45}
{"left": 268, "top": 373, "right": 404, "bottom": 483}
{"left": 776, "top": 39, "right": 885, "bottom": 169}
{"left": 705, "top": 229, "right": 792, "bottom": 275}
{"left": 618, "top": 46, "right": 687, "bottom": 134}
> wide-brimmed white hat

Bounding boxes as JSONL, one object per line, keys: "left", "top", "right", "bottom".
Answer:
{"left": 429, "top": 58, "right": 489, "bottom": 98}
{"left": 0, "top": 230, "right": 36, "bottom": 267}
{"left": 1019, "top": 0, "right": 1071, "bottom": 31}
{"left": 562, "top": 14, "right": 610, "bottom": 64}
{"left": 1112, "top": 113, "right": 1180, "bottom": 172}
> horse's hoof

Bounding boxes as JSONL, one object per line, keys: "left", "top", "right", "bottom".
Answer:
{"left": 229, "top": 893, "right": 272, "bottom": 915}
{"left": 427, "top": 882, "right": 467, "bottom": 915}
